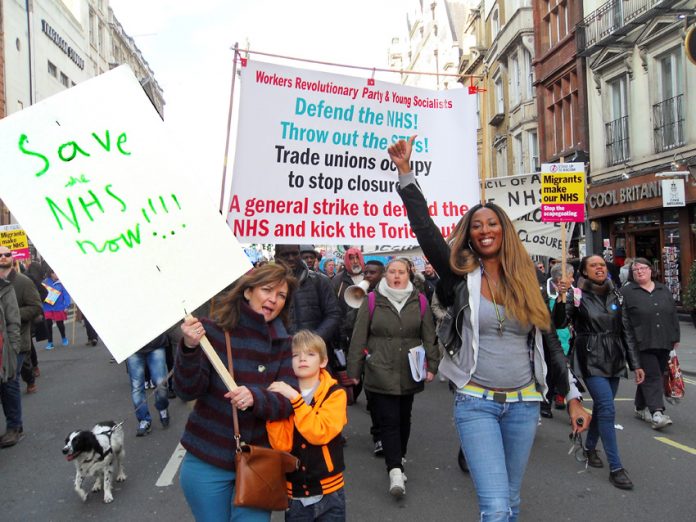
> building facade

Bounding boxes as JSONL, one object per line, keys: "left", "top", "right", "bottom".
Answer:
{"left": 580, "top": 0, "right": 696, "bottom": 300}
{"left": 533, "top": 0, "right": 589, "bottom": 164}
{"left": 390, "top": 0, "right": 471, "bottom": 90}
{"left": 477, "top": 0, "right": 539, "bottom": 179}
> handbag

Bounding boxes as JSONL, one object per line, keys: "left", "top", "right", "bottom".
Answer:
{"left": 663, "top": 350, "right": 685, "bottom": 403}
{"left": 224, "top": 332, "right": 299, "bottom": 511}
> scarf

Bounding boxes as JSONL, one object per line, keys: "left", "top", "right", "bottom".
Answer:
{"left": 378, "top": 278, "right": 414, "bottom": 313}
{"left": 578, "top": 276, "right": 613, "bottom": 296}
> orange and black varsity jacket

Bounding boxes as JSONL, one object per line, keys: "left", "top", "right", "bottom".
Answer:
{"left": 267, "top": 369, "right": 348, "bottom": 497}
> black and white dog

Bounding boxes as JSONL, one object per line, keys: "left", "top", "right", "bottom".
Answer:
{"left": 63, "top": 421, "right": 126, "bottom": 503}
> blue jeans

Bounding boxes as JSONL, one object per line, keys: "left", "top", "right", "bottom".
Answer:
{"left": 125, "top": 348, "right": 169, "bottom": 422}
{"left": 453, "top": 394, "right": 540, "bottom": 522}
{"left": 180, "top": 452, "right": 271, "bottom": 522}
{"left": 1, "top": 353, "right": 25, "bottom": 430}
{"left": 584, "top": 376, "right": 622, "bottom": 471}
{"left": 286, "top": 489, "right": 346, "bottom": 522}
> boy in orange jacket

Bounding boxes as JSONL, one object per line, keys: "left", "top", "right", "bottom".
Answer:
{"left": 267, "top": 330, "right": 348, "bottom": 521}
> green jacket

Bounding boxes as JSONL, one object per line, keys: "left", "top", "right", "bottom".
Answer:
{"left": 0, "top": 280, "right": 21, "bottom": 382}
{"left": 8, "top": 270, "right": 42, "bottom": 353}
{"left": 348, "top": 288, "right": 439, "bottom": 395}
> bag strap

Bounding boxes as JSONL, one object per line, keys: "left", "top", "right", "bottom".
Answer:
{"left": 368, "top": 291, "right": 376, "bottom": 322}
{"left": 224, "top": 331, "right": 242, "bottom": 452}
{"left": 418, "top": 292, "right": 427, "bottom": 319}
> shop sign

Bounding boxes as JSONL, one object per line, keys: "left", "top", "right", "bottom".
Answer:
{"left": 588, "top": 181, "right": 661, "bottom": 209}
{"left": 662, "top": 179, "right": 686, "bottom": 207}
{"left": 41, "top": 19, "right": 85, "bottom": 70}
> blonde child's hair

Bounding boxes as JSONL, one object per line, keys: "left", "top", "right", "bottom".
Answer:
{"left": 292, "top": 330, "right": 328, "bottom": 362}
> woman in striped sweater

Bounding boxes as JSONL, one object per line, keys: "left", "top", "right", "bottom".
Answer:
{"left": 176, "top": 264, "right": 298, "bottom": 522}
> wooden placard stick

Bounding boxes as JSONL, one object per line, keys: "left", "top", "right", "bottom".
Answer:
{"left": 184, "top": 315, "right": 238, "bottom": 391}
{"left": 559, "top": 155, "right": 567, "bottom": 303}
{"left": 560, "top": 225, "right": 567, "bottom": 303}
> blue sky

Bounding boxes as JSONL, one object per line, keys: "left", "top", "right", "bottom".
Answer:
{"left": 108, "top": 0, "right": 408, "bottom": 210}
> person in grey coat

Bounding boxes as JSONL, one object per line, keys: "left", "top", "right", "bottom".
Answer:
{"left": 348, "top": 258, "right": 439, "bottom": 498}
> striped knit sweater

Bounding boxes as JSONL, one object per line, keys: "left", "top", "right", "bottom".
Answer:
{"left": 174, "top": 302, "right": 297, "bottom": 470}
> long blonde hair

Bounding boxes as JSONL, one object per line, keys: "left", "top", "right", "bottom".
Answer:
{"left": 448, "top": 202, "right": 550, "bottom": 331}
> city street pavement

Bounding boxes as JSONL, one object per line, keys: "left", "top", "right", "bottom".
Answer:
{"left": 2, "top": 320, "right": 695, "bottom": 521}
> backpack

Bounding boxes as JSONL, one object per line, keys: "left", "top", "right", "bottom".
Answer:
{"left": 367, "top": 291, "right": 428, "bottom": 322}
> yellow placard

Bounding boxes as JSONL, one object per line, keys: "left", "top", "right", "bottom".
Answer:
{"left": 541, "top": 172, "right": 585, "bottom": 205}
{"left": 0, "top": 227, "right": 29, "bottom": 251}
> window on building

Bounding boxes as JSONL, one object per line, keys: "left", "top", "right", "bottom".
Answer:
{"left": 492, "top": 9, "right": 500, "bottom": 40}
{"left": 476, "top": 91, "right": 481, "bottom": 130}
{"left": 605, "top": 75, "right": 629, "bottom": 166}
{"left": 510, "top": 54, "right": 521, "bottom": 106}
{"left": 48, "top": 61, "right": 57, "bottom": 77}
{"left": 89, "top": 9, "right": 97, "bottom": 48}
{"left": 545, "top": 71, "right": 577, "bottom": 156}
{"left": 494, "top": 76, "right": 504, "bottom": 114}
{"left": 98, "top": 21, "right": 106, "bottom": 56}
{"left": 653, "top": 47, "right": 685, "bottom": 152}
{"left": 542, "top": 0, "right": 572, "bottom": 52}
{"left": 528, "top": 130, "right": 539, "bottom": 171}
{"left": 523, "top": 49, "right": 534, "bottom": 100}
{"left": 513, "top": 134, "right": 524, "bottom": 174}
{"left": 496, "top": 140, "right": 508, "bottom": 177}
{"left": 60, "top": 72, "right": 69, "bottom": 87}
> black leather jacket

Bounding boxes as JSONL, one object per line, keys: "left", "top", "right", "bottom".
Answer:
{"left": 553, "top": 281, "right": 640, "bottom": 378}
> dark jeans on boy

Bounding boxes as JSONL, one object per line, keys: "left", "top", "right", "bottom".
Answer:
{"left": 286, "top": 489, "right": 346, "bottom": 522}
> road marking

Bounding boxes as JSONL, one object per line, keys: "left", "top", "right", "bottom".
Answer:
{"left": 156, "top": 442, "right": 187, "bottom": 487}
{"left": 683, "top": 377, "right": 696, "bottom": 386}
{"left": 654, "top": 437, "right": 696, "bottom": 456}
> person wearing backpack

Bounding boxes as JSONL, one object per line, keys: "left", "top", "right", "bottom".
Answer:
{"left": 347, "top": 258, "right": 439, "bottom": 498}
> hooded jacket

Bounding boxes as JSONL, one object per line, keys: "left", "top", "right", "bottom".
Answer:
{"left": 266, "top": 369, "right": 347, "bottom": 497}
{"left": 0, "top": 280, "right": 21, "bottom": 382}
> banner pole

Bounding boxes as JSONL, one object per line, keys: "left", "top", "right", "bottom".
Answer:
{"left": 559, "top": 155, "right": 567, "bottom": 303}
{"left": 480, "top": 75, "right": 488, "bottom": 205}
{"left": 219, "top": 43, "right": 241, "bottom": 215}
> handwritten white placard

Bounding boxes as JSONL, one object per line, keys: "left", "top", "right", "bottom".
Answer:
{"left": 0, "top": 65, "right": 251, "bottom": 362}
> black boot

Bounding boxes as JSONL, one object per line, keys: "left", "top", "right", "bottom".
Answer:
{"left": 609, "top": 468, "right": 634, "bottom": 490}
{"left": 583, "top": 448, "right": 604, "bottom": 468}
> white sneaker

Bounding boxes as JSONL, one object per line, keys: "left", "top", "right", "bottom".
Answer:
{"left": 634, "top": 408, "right": 651, "bottom": 422}
{"left": 388, "top": 468, "right": 405, "bottom": 498}
{"left": 651, "top": 411, "right": 672, "bottom": 430}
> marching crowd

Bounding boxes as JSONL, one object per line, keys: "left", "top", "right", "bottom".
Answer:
{"left": 0, "top": 138, "right": 682, "bottom": 521}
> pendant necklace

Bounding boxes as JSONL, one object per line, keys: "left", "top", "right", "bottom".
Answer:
{"left": 483, "top": 270, "right": 506, "bottom": 336}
